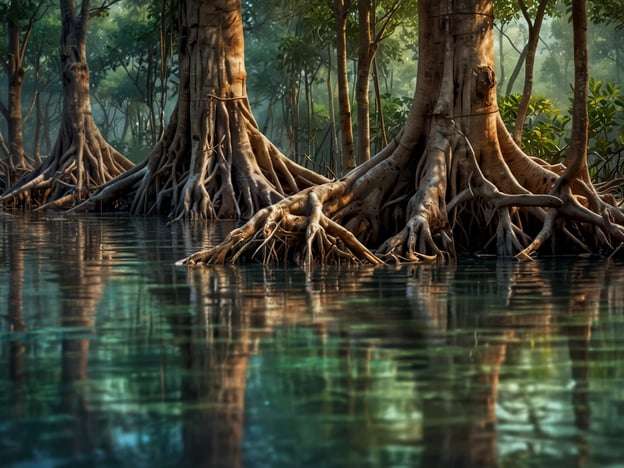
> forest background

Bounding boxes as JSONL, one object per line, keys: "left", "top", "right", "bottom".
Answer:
{"left": 1, "top": 0, "right": 622, "bottom": 185}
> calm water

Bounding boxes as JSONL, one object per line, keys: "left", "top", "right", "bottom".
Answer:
{"left": 1, "top": 214, "right": 623, "bottom": 467}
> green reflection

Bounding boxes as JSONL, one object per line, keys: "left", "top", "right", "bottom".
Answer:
{"left": 1, "top": 216, "right": 624, "bottom": 466}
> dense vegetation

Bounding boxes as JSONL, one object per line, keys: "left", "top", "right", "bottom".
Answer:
{"left": 1, "top": 0, "right": 621, "bottom": 179}
{"left": 1, "top": 0, "right": 623, "bottom": 264}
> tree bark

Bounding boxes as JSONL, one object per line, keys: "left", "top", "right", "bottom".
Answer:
{"left": 180, "top": 0, "right": 624, "bottom": 266}
{"left": 76, "top": 0, "right": 328, "bottom": 220}
{"left": 7, "top": 1, "right": 26, "bottom": 172}
{"left": 562, "top": 0, "right": 590, "bottom": 184}
{"left": 0, "top": 0, "right": 133, "bottom": 209}
{"left": 372, "top": 58, "right": 388, "bottom": 151}
{"left": 326, "top": 44, "right": 340, "bottom": 176}
{"left": 512, "top": 0, "right": 550, "bottom": 143}
{"left": 356, "top": 0, "right": 372, "bottom": 166}
{"left": 335, "top": 0, "right": 356, "bottom": 175}
{"left": 1, "top": 0, "right": 37, "bottom": 185}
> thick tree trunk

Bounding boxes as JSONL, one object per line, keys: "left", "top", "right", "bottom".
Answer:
{"left": 182, "top": 0, "right": 624, "bottom": 266}
{"left": 76, "top": 0, "right": 328, "bottom": 219}
{"left": 0, "top": 0, "right": 133, "bottom": 209}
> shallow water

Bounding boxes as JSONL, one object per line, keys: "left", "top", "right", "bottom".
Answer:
{"left": 0, "top": 214, "right": 623, "bottom": 467}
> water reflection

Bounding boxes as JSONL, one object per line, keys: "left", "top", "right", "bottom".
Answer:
{"left": 7, "top": 218, "right": 26, "bottom": 418}
{"left": 0, "top": 215, "right": 623, "bottom": 466}
{"left": 166, "top": 267, "right": 252, "bottom": 468}
{"left": 409, "top": 263, "right": 507, "bottom": 467}
{"left": 406, "top": 259, "right": 596, "bottom": 466}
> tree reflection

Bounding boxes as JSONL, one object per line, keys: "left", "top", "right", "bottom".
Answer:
{"left": 170, "top": 266, "right": 251, "bottom": 468}
{"left": 163, "top": 265, "right": 370, "bottom": 466}
{"left": 7, "top": 218, "right": 27, "bottom": 418}
{"left": 56, "top": 218, "right": 116, "bottom": 458}
{"left": 2, "top": 216, "right": 116, "bottom": 463}
{"left": 408, "top": 262, "right": 511, "bottom": 467}
{"left": 171, "top": 257, "right": 614, "bottom": 466}
{"left": 2, "top": 215, "right": 623, "bottom": 466}
{"left": 558, "top": 260, "right": 600, "bottom": 463}
{"left": 407, "top": 259, "right": 607, "bottom": 466}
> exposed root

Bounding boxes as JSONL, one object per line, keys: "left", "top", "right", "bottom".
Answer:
{"left": 0, "top": 125, "right": 133, "bottom": 210}
{"left": 178, "top": 0, "right": 624, "bottom": 266}
{"left": 180, "top": 114, "right": 624, "bottom": 266}
{"left": 180, "top": 185, "right": 382, "bottom": 266}
{"left": 74, "top": 100, "right": 330, "bottom": 220}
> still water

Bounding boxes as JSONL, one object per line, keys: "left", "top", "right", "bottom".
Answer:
{"left": 0, "top": 214, "right": 623, "bottom": 467}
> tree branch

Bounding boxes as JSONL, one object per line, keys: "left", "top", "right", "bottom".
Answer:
{"left": 88, "top": 0, "right": 122, "bottom": 19}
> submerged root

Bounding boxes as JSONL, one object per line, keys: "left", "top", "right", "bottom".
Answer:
{"left": 180, "top": 187, "right": 382, "bottom": 266}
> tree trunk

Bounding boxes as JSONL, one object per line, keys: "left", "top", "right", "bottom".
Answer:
{"left": 183, "top": 0, "right": 624, "bottom": 266}
{"left": 7, "top": 10, "right": 26, "bottom": 171}
{"left": 335, "top": 0, "right": 356, "bottom": 175}
{"left": 356, "top": 0, "right": 372, "bottom": 165}
{"left": 326, "top": 44, "right": 340, "bottom": 176}
{"left": 512, "top": 0, "right": 550, "bottom": 143}
{"left": 497, "top": 25, "right": 506, "bottom": 91}
{"left": 505, "top": 44, "right": 527, "bottom": 96}
{"left": 564, "top": 0, "right": 590, "bottom": 183}
{"left": 0, "top": 0, "right": 133, "bottom": 210}
{"left": 2, "top": 0, "right": 32, "bottom": 185}
{"left": 76, "top": 0, "right": 328, "bottom": 220}
{"left": 372, "top": 58, "right": 388, "bottom": 151}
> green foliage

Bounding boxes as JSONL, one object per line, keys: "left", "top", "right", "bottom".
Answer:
{"left": 2, "top": 0, "right": 623, "bottom": 177}
{"left": 493, "top": 0, "right": 558, "bottom": 25}
{"left": 587, "top": 0, "right": 624, "bottom": 28}
{"left": 499, "top": 93, "right": 570, "bottom": 161}
{"left": 584, "top": 79, "right": 624, "bottom": 180}
{"left": 500, "top": 79, "right": 624, "bottom": 182}
{"left": 370, "top": 93, "right": 412, "bottom": 149}
{"left": 276, "top": 35, "right": 322, "bottom": 77}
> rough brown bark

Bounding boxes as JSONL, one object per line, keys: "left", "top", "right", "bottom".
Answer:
{"left": 6, "top": 7, "right": 27, "bottom": 173}
{"left": 356, "top": 0, "right": 406, "bottom": 162}
{"left": 335, "top": 0, "right": 356, "bottom": 175}
{"left": 512, "top": 0, "right": 550, "bottom": 143}
{"left": 75, "top": 0, "right": 328, "bottom": 220}
{"left": 0, "top": 0, "right": 133, "bottom": 210}
{"left": 356, "top": 0, "right": 372, "bottom": 165}
{"left": 1, "top": 0, "right": 40, "bottom": 186}
{"left": 181, "top": 0, "right": 624, "bottom": 266}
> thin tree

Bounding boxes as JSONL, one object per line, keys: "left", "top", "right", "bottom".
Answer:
{"left": 75, "top": 0, "right": 328, "bottom": 220}
{"left": 511, "top": 0, "right": 552, "bottom": 143}
{"left": 0, "top": 0, "right": 133, "bottom": 210}
{"left": 355, "top": 0, "right": 411, "bottom": 165}
{"left": 182, "top": 0, "right": 624, "bottom": 266}
{"left": 334, "top": 0, "right": 356, "bottom": 175}
{"left": 356, "top": 0, "right": 372, "bottom": 166}
{"left": 521, "top": 0, "right": 591, "bottom": 254}
{"left": 0, "top": 0, "right": 50, "bottom": 186}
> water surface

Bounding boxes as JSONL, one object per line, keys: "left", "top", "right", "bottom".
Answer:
{"left": 1, "top": 214, "right": 623, "bottom": 467}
